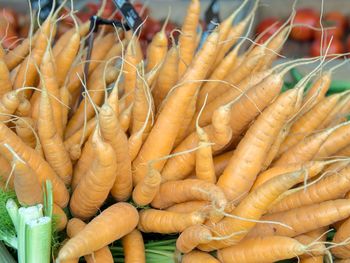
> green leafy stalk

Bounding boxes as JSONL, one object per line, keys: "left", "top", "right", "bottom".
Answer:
{"left": 6, "top": 199, "right": 18, "bottom": 233}
{"left": 25, "top": 217, "right": 52, "bottom": 263}
{"left": 17, "top": 205, "right": 43, "bottom": 263}
{"left": 0, "top": 190, "right": 17, "bottom": 249}
{"left": 0, "top": 242, "right": 16, "bottom": 263}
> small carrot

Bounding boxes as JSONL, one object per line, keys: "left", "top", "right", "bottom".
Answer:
{"left": 151, "top": 179, "right": 227, "bottom": 213}
{"left": 15, "top": 117, "right": 36, "bottom": 148}
{"left": 38, "top": 88, "right": 72, "bottom": 186}
{"left": 99, "top": 104, "right": 132, "bottom": 201}
{"left": 177, "top": 0, "right": 200, "bottom": 77}
{"left": 14, "top": 98, "right": 31, "bottom": 117}
{"left": 53, "top": 203, "right": 68, "bottom": 232}
{"left": 320, "top": 94, "right": 350, "bottom": 129}
{"left": 217, "top": 236, "right": 307, "bottom": 263}
{"left": 182, "top": 250, "right": 220, "bottom": 263}
{"left": 268, "top": 165, "right": 350, "bottom": 214}
{"left": 166, "top": 201, "right": 208, "bottom": 214}
{"left": 132, "top": 164, "right": 161, "bottom": 206}
{"left": 66, "top": 218, "right": 113, "bottom": 263}
{"left": 247, "top": 199, "right": 350, "bottom": 238}
{"left": 0, "top": 91, "right": 20, "bottom": 122}
{"left": 70, "top": 128, "right": 117, "bottom": 220}
{"left": 119, "top": 103, "right": 133, "bottom": 133}
{"left": 60, "top": 86, "right": 70, "bottom": 131}
{"left": 331, "top": 217, "right": 350, "bottom": 259}
{"left": 302, "top": 71, "right": 331, "bottom": 109}
{"left": 123, "top": 40, "right": 138, "bottom": 107}
{"left": 176, "top": 225, "right": 212, "bottom": 253}
{"left": 59, "top": 202, "right": 138, "bottom": 261}
{"left": 0, "top": 58, "right": 12, "bottom": 97}
{"left": 138, "top": 209, "right": 205, "bottom": 234}
{"left": 122, "top": 229, "right": 145, "bottom": 263}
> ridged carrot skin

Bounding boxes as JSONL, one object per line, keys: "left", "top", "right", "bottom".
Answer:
{"left": 122, "top": 229, "right": 145, "bottom": 263}
{"left": 59, "top": 202, "right": 138, "bottom": 261}
{"left": 182, "top": 250, "right": 220, "bottom": 263}
{"left": 176, "top": 225, "right": 212, "bottom": 253}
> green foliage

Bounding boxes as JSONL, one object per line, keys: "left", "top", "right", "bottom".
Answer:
{"left": 0, "top": 189, "right": 17, "bottom": 245}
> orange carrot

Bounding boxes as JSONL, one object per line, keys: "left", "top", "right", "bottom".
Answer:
{"left": 165, "top": 201, "right": 208, "bottom": 214}
{"left": 182, "top": 250, "right": 220, "bottom": 263}
{"left": 132, "top": 31, "right": 219, "bottom": 184}
{"left": 248, "top": 199, "right": 350, "bottom": 238}
{"left": 15, "top": 117, "right": 36, "bottom": 148}
{"left": 176, "top": 225, "right": 212, "bottom": 253}
{"left": 138, "top": 209, "right": 205, "bottom": 234}
{"left": 99, "top": 104, "right": 132, "bottom": 201}
{"left": 14, "top": 98, "right": 31, "bottom": 117}
{"left": 178, "top": 0, "right": 200, "bottom": 77}
{"left": 38, "top": 88, "right": 72, "bottom": 186}
{"left": 132, "top": 164, "right": 161, "bottom": 206}
{"left": 302, "top": 71, "right": 331, "bottom": 109}
{"left": 122, "top": 229, "right": 145, "bottom": 263}
{"left": 70, "top": 128, "right": 117, "bottom": 220}
{"left": 66, "top": 218, "right": 113, "bottom": 263}
{"left": 0, "top": 91, "right": 20, "bottom": 122}
{"left": 53, "top": 203, "right": 68, "bottom": 231}
{"left": 59, "top": 203, "right": 138, "bottom": 261}
{"left": 0, "top": 58, "right": 11, "bottom": 97}
{"left": 331, "top": 217, "right": 350, "bottom": 259}
{"left": 217, "top": 236, "right": 307, "bottom": 263}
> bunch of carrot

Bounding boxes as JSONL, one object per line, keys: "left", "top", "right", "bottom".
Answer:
{"left": 2, "top": 0, "right": 350, "bottom": 262}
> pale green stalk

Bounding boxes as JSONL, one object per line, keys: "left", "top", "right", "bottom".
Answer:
{"left": 0, "top": 242, "right": 16, "bottom": 263}
{"left": 5, "top": 199, "right": 18, "bottom": 232}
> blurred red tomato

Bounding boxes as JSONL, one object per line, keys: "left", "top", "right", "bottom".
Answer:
{"left": 314, "top": 20, "right": 343, "bottom": 40}
{"left": 0, "top": 8, "right": 18, "bottom": 30}
{"left": 140, "top": 18, "right": 162, "bottom": 41}
{"left": 346, "top": 35, "right": 350, "bottom": 53}
{"left": 325, "top": 11, "right": 347, "bottom": 31}
{"left": 310, "top": 37, "right": 344, "bottom": 57}
{"left": 256, "top": 17, "right": 283, "bottom": 36}
{"left": 290, "top": 8, "right": 319, "bottom": 41}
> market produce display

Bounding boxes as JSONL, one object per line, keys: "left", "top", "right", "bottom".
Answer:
{"left": 1, "top": 0, "right": 350, "bottom": 262}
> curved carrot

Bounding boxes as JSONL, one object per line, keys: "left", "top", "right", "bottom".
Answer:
{"left": 178, "top": 0, "right": 200, "bottom": 77}
{"left": 122, "top": 229, "right": 145, "bottom": 263}
{"left": 123, "top": 40, "right": 138, "bottom": 107}
{"left": 0, "top": 122, "right": 69, "bottom": 207}
{"left": 53, "top": 203, "right": 67, "bottom": 232}
{"left": 182, "top": 250, "right": 220, "bottom": 263}
{"left": 138, "top": 209, "right": 205, "bottom": 234}
{"left": 248, "top": 199, "right": 350, "bottom": 238}
{"left": 269, "top": 165, "right": 350, "bottom": 214}
{"left": 132, "top": 164, "right": 161, "bottom": 206}
{"left": 99, "top": 104, "right": 132, "bottom": 201}
{"left": 15, "top": 117, "right": 36, "bottom": 148}
{"left": 38, "top": 88, "right": 72, "bottom": 186}
{"left": 217, "top": 87, "right": 299, "bottom": 202}
{"left": 132, "top": 31, "right": 219, "bottom": 185}
{"left": 0, "top": 91, "right": 20, "bottom": 122}
{"left": 60, "top": 86, "right": 70, "bottom": 130}
{"left": 199, "top": 170, "right": 304, "bottom": 251}
{"left": 176, "top": 225, "right": 212, "bottom": 253}
{"left": 70, "top": 128, "right": 117, "bottom": 220}
{"left": 66, "top": 218, "right": 113, "bottom": 263}
{"left": 59, "top": 202, "right": 138, "bottom": 261}
{"left": 151, "top": 179, "right": 227, "bottom": 212}
{"left": 217, "top": 236, "right": 306, "bottom": 263}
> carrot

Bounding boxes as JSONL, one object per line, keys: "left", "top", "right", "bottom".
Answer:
{"left": 60, "top": 86, "right": 70, "bottom": 131}
{"left": 192, "top": 68, "right": 272, "bottom": 132}
{"left": 182, "top": 250, "right": 220, "bottom": 263}
{"left": 151, "top": 179, "right": 227, "bottom": 213}
{"left": 178, "top": 0, "right": 200, "bottom": 77}
{"left": 138, "top": 209, "right": 205, "bottom": 234}
{"left": 273, "top": 122, "right": 345, "bottom": 166}
{"left": 14, "top": 98, "right": 31, "bottom": 117}
{"left": 331, "top": 217, "right": 350, "bottom": 259}
{"left": 166, "top": 201, "right": 208, "bottom": 214}
{"left": 0, "top": 122, "right": 69, "bottom": 207}
{"left": 59, "top": 202, "right": 138, "bottom": 261}
{"left": 212, "top": 151, "right": 233, "bottom": 178}
{"left": 123, "top": 40, "right": 138, "bottom": 107}
{"left": 217, "top": 87, "right": 300, "bottom": 202}
{"left": 14, "top": 17, "right": 54, "bottom": 98}
{"left": 38, "top": 88, "right": 72, "bottom": 186}
{"left": 70, "top": 128, "right": 117, "bottom": 220}
{"left": 217, "top": 236, "right": 307, "bottom": 263}
{"left": 268, "top": 165, "right": 350, "bottom": 214}
{"left": 152, "top": 46, "right": 179, "bottom": 110}
{"left": 122, "top": 229, "right": 145, "bottom": 263}
{"left": 316, "top": 122, "right": 350, "bottom": 158}
{"left": 0, "top": 58, "right": 11, "bottom": 97}
{"left": 132, "top": 164, "right": 161, "bottom": 206}
{"left": 176, "top": 225, "right": 212, "bottom": 253}
{"left": 99, "top": 104, "right": 132, "bottom": 201}
{"left": 12, "top": 157, "right": 42, "bottom": 205}
{"left": 0, "top": 154, "right": 12, "bottom": 188}
{"left": 248, "top": 199, "right": 350, "bottom": 238}
{"left": 146, "top": 16, "right": 169, "bottom": 72}
{"left": 161, "top": 104, "right": 232, "bottom": 182}
{"left": 278, "top": 93, "right": 342, "bottom": 154}
{"left": 55, "top": 31, "right": 80, "bottom": 86}
{"left": 252, "top": 160, "right": 330, "bottom": 191}
{"left": 294, "top": 234, "right": 326, "bottom": 259}
{"left": 0, "top": 91, "right": 20, "bottom": 122}
{"left": 53, "top": 203, "right": 67, "bottom": 232}
{"left": 15, "top": 117, "right": 36, "bottom": 148}
{"left": 195, "top": 123, "right": 216, "bottom": 183}
{"left": 119, "top": 103, "right": 133, "bottom": 132}
{"left": 320, "top": 94, "right": 350, "bottom": 129}
{"left": 132, "top": 30, "right": 219, "bottom": 184}
{"left": 66, "top": 218, "right": 113, "bottom": 263}
{"left": 199, "top": 170, "right": 304, "bottom": 251}
{"left": 302, "top": 71, "right": 331, "bottom": 109}
{"left": 64, "top": 66, "right": 119, "bottom": 138}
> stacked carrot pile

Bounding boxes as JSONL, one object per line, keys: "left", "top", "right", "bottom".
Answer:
{"left": 1, "top": 0, "right": 350, "bottom": 262}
